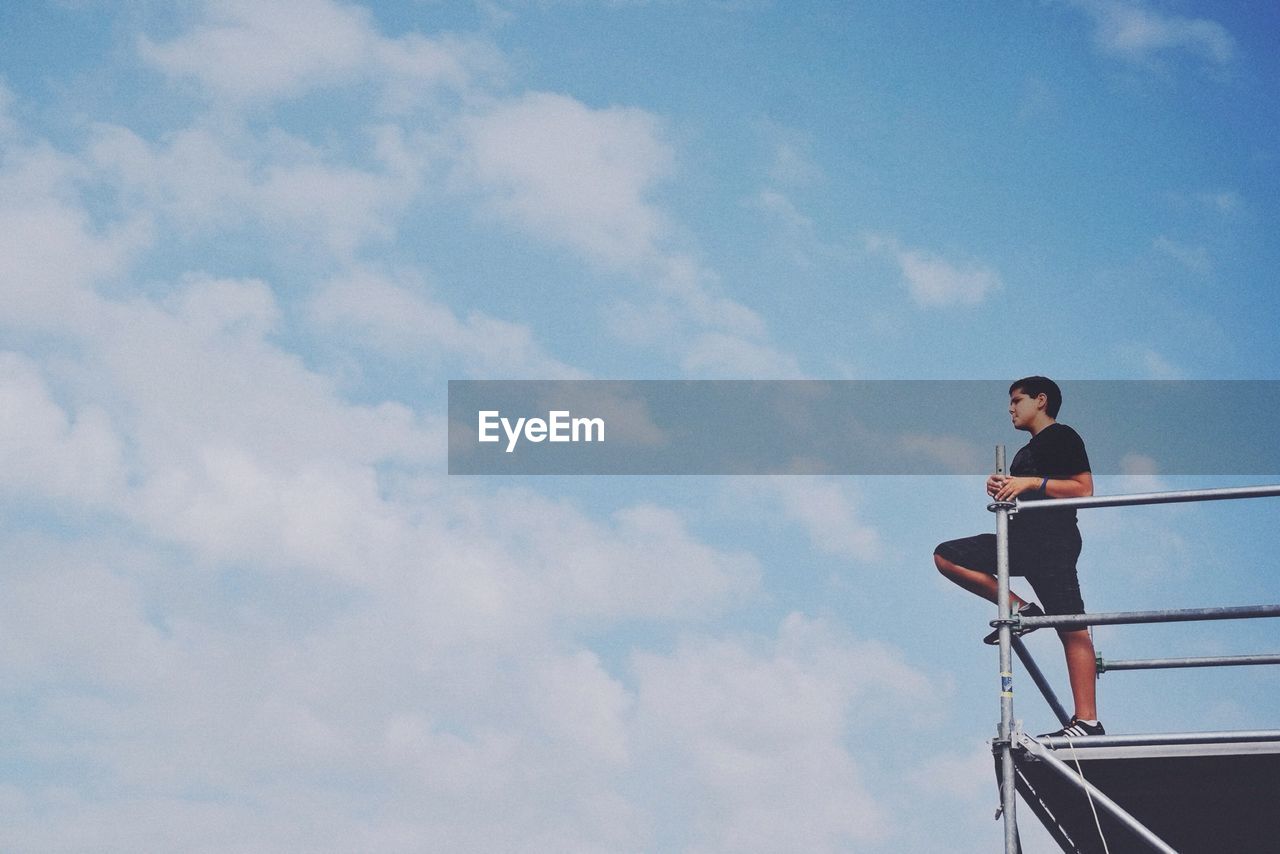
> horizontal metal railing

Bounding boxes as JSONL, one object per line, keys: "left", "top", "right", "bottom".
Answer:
{"left": 1098, "top": 653, "right": 1280, "bottom": 673}
{"left": 1037, "top": 729, "right": 1280, "bottom": 750}
{"left": 1019, "top": 603, "right": 1280, "bottom": 630}
{"left": 1012, "top": 483, "right": 1280, "bottom": 512}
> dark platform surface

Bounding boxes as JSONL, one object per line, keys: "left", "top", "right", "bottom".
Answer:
{"left": 997, "top": 737, "right": 1280, "bottom": 853}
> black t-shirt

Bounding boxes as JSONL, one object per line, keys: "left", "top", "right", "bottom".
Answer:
{"left": 1009, "top": 422, "right": 1091, "bottom": 539}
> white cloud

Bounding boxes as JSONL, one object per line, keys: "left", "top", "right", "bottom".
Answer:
{"left": 679, "top": 330, "right": 806, "bottom": 378}
{"left": 89, "top": 125, "right": 249, "bottom": 228}
{"left": 310, "top": 268, "right": 584, "bottom": 379}
{"left": 0, "top": 541, "right": 171, "bottom": 689}
{"left": 0, "top": 10, "right": 830, "bottom": 849}
{"left": 138, "top": 0, "right": 499, "bottom": 109}
{"left": 89, "top": 123, "right": 423, "bottom": 260}
{"left": 1198, "top": 190, "right": 1241, "bottom": 214}
{"left": 757, "top": 120, "right": 823, "bottom": 187}
{"left": 0, "top": 263, "right": 769, "bottom": 850}
{"left": 632, "top": 613, "right": 935, "bottom": 853}
{"left": 603, "top": 261, "right": 792, "bottom": 378}
{"left": 140, "top": 0, "right": 376, "bottom": 104}
{"left": 135, "top": 446, "right": 408, "bottom": 582}
{"left": 0, "top": 141, "right": 150, "bottom": 331}
{"left": 0, "top": 69, "right": 755, "bottom": 618}
{"left": 456, "top": 92, "right": 796, "bottom": 377}
{"left": 752, "top": 187, "right": 815, "bottom": 232}
{"left": 522, "top": 649, "right": 633, "bottom": 764}
{"left": 375, "top": 32, "right": 507, "bottom": 114}
{"left": 654, "top": 254, "right": 770, "bottom": 338}
{"left": 170, "top": 271, "right": 282, "bottom": 338}
{"left": 906, "top": 744, "right": 994, "bottom": 802}
{"left": 1115, "top": 343, "right": 1182, "bottom": 379}
{"left": 0, "top": 531, "right": 653, "bottom": 851}
{"left": 1153, "top": 235, "right": 1212, "bottom": 276}
{"left": 1069, "top": 0, "right": 1235, "bottom": 67}
{"left": 138, "top": 6, "right": 793, "bottom": 381}
{"left": 1118, "top": 452, "right": 1161, "bottom": 478}
{"left": 458, "top": 91, "right": 675, "bottom": 270}
{"left": 472, "top": 491, "right": 762, "bottom": 620}
{"left": 864, "top": 233, "right": 1001, "bottom": 308}
{"left": 89, "top": 277, "right": 430, "bottom": 470}
{"left": 749, "top": 189, "right": 848, "bottom": 269}
{"left": 0, "top": 353, "right": 126, "bottom": 504}
{"left": 255, "top": 146, "right": 416, "bottom": 258}
{"left": 0, "top": 265, "right": 436, "bottom": 586}
{"left": 1101, "top": 455, "right": 1171, "bottom": 498}
{"left": 753, "top": 477, "right": 883, "bottom": 562}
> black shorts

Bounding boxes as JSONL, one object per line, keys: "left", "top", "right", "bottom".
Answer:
{"left": 935, "top": 530, "right": 1085, "bottom": 617}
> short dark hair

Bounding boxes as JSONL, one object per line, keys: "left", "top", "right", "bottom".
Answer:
{"left": 1010, "top": 376, "right": 1062, "bottom": 418}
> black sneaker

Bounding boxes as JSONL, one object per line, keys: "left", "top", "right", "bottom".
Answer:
{"left": 1038, "top": 717, "right": 1106, "bottom": 739}
{"left": 983, "top": 603, "right": 1045, "bottom": 645}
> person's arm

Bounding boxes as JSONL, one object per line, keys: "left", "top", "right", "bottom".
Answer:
{"left": 1046, "top": 471, "right": 1092, "bottom": 498}
{"left": 990, "top": 471, "right": 1092, "bottom": 501}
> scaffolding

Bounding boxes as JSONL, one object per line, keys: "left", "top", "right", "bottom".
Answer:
{"left": 985, "top": 447, "right": 1280, "bottom": 853}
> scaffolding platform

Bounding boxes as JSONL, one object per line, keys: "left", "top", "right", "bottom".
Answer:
{"left": 997, "top": 731, "right": 1280, "bottom": 853}
{"left": 978, "top": 457, "right": 1280, "bottom": 853}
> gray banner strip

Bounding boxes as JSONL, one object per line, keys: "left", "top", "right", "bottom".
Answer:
{"left": 448, "top": 380, "right": 1280, "bottom": 475}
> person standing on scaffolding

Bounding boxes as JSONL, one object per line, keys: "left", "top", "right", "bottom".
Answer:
{"left": 934, "top": 376, "right": 1104, "bottom": 738}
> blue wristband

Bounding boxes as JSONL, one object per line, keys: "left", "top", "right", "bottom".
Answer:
{"left": 1040, "top": 477, "right": 1048, "bottom": 494}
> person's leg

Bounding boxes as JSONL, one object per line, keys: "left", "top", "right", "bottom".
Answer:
{"left": 1025, "top": 534, "right": 1099, "bottom": 724}
{"left": 934, "top": 553, "right": 1030, "bottom": 610}
{"left": 1059, "top": 628, "right": 1098, "bottom": 721}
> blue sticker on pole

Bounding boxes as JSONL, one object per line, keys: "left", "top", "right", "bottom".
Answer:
{"left": 1001, "top": 674, "right": 1013, "bottom": 693}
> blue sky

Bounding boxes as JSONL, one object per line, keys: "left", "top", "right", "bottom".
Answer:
{"left": 2, "top": 1, "right": 1279, "bottom": 851}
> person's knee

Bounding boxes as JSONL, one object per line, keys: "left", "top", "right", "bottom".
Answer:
{"left": 935, "top": 552, "right": 971, "bottom": 584}
{"left": 1057, "top": 628, "right": 1093, "bottom": 647}
{"left": 934, "top": 550, "right": 953, "bottom": 576}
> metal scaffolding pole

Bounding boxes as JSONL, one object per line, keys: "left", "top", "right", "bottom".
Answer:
{"left": 1098, "top": 653, "right": 1280, "bottom": 673}
{"left": 992, "top": 445, "right": 1019, "bottom": 854}
{"left": 1038, "top": 729, "right": 1280, "bottom": 750}
{"left": 1011, "top": 637, "right": 1071, "bottom": 727}
{"left": 1021, "top": 603, "right": 1280, "bottom": 630}
{"left": 1012, "top": 483, "right": 1280, "bottom": 513}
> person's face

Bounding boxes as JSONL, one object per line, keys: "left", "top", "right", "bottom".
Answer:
{"left": 1008, "top": 388, "right": 1043, "bottom": 431}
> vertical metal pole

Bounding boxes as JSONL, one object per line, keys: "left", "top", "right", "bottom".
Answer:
{"left": 995, "top": 444, "right": 1018, "bottom": 854}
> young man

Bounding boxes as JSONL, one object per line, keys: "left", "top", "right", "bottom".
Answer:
{"left": 933, "top": 376, "right": 1103, "bottom": 738}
